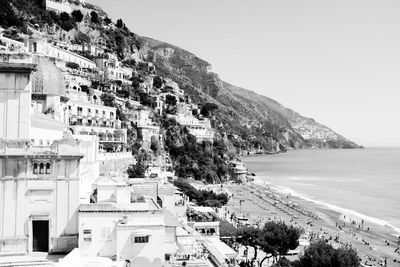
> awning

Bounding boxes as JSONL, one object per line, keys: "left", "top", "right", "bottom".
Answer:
{"left": 204, "top": 237, "right": 237, "bottom": 259}
{"left": 130, "top": 229, "right": 152, "bottom": 236}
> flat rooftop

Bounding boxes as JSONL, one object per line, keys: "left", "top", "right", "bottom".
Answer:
{"left": 79, "top": 200, "right": 160, "bottom": 213}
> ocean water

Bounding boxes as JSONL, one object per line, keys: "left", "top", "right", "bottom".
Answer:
{"left": 242, "top": 148, "right": 400, "bottom": 234}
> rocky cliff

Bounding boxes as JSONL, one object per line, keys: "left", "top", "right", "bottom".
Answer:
{"left": 143, "top": 38, "right": 360, "bottom": 150}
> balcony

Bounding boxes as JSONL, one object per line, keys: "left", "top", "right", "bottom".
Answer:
{"left": 69, "top": 124, "right": 127, "bottom": 143}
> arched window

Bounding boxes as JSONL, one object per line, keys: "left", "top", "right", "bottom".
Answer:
{"left": 45, "top": 163, "right": 51, "bottom": 174}
{"left": 33, "top": 163, "right": 38, "bottom": 174}
{"left": 39, "top": 163, "right": 45, "bottom": 174}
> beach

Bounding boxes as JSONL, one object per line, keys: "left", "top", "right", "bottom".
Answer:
{"left": 222, "top": 180, "right": 400, "bottom": 267}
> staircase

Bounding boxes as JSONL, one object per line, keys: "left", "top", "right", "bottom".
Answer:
{"left": 0, "top": 253, "right": 58, "bottom": 267}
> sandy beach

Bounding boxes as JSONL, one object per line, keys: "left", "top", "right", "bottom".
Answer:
{"left": 221, "top": 179, "right": 400, "bottom": 267}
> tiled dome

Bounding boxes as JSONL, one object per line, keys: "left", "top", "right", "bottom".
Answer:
{"left": 31, "top": 55, "right": 66, "bottom": 96}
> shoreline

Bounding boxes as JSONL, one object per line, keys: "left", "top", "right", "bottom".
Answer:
{"left": 252, "top": 177, "right": 400, "bottom": 237}
{"left": 222, "top": 179, "right": 400, "bottom": 266}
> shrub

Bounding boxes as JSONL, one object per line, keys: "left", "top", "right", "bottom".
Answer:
{"left": 66, "top": 61, "right": 80, "bottom": 70}
{"left": 71, "top": 10, "right": 83, "bottom": 22}
{"left": 90, "top": 11, "right": 99, "bottom": 24}
{"left": 153, "top": 75, "right": 163, "bottom": 88}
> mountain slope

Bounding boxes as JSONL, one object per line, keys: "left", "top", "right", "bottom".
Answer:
{"left": 143, "top": 38, "right": 360, "bottom": 150}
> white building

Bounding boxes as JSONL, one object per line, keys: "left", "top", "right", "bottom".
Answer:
{"left": 0, "top": 53, "right": 84, "bottom": 254}
{"left": 94, "top": 54, "right": 132, "bottom": 84}
{"left": 66, "top": 84, "right": 128, "bottom": 150}
{"left": 26, "top": 38, "right": 97, "bottom": 69}
{"left": 77, "top": 176, "right": 180, "bottom": 266}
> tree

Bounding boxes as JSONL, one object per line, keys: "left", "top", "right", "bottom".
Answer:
{"left": 116, "top": 18, "right": 124, "bottom": 28}
{"left": 100, "top": 93, "right": 116, "bottom": 107}
{"left": 59, "top": 12, "right": 75, "bottom": 31}
{"left": 238, "top": 223, "right": 301, "bottom": 267}
{"left": 165, "top": 95, "right": 177, "bottom": 114}
{"left": 90, "top": 11, "right": 99, "bottom": 24}
{"left": 130, "top": 75, "right": 143, "bottom": 89}
{"left": 127, "top": 150, "right": 149, "bottom": 178}
{"left": 239, "top": 227, "right": 262, "bottom": 266}
{"left": 150, "top": 135, "right": 160, "bottom": 155}
{"left": 0, "top": 0, "right": 24, "bottom": 28}
{"left": 258, "top": 222, "right": 301, "bottom": 266}
{"left": 71, "top": 10, "right": 83, "bottom": 22}
{"left": 200, "top": 102, "right": 218, "bottom": 117}
{"left": 153, "top": 76, "right": 163, "bottom": 88}
{"left": 296, "top": 240, "right": 359, "bottom": 267}
{"left": 104, "top": 17, "right": 112, "bottom": 24}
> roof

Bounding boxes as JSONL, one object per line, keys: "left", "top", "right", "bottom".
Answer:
{"left": 79, "top": 202, "right": 160, "bottom": 213}
{"left": 31, "top": 110, "right": 65, "bottom": 131}
{"left": 0, "top": 63, "right": 36, "bottom": 73}
{"left": 204, "top": 237, "right": 237, "bottom": 259}
{"left": 190, "top": 206, "right": 215, "bottom": 214}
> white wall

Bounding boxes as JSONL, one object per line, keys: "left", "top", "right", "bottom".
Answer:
{"left": 78, "top": 210, "right": 169, "bottom": 264}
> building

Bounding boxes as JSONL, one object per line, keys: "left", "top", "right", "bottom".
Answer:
{"left": 0, "top": 30, "right": 26, "bottom": 53}
{"left": 77, "top": 176, "right": 180, "bottom": 266}
{"left": 0, "top": 53, "right": 84, "bottom": 254}
{"left": 94, "top": 54, "right": 132, "bottom": 84}
{"left": 66, "top": 84, "right": 127, "bottom": 151}
{"left": 41, "top": 0, "right": 86, "bottom": 14}
{"left": 130, "top": 108, "right": 160, "bottom": 150}
{"left": 186, "top": 208, "right": 238, "bottom": 266}
{"left": 228, "top": 161, "right": 248, "bottom": 182}
{"left": 26, "top": 38, "right": 97, "bottom": 70}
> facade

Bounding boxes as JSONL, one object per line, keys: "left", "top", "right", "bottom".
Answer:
{"left": 0, "top": 32, "right": 26, "bottom": 53}
{"left": 131, "top": 108, "right": 160, "bottom": 150}
{"left": 42, "top": 0, "right": 86, "bottom": 14}
{"left": 26, "top": 38, "right": 97, "bottom": 70}
{"left": 0, "top": 54, "right": 84, "bottom": 254}
{"left": 78, "top": 176, "right": 179, "bottom": 266}
{"left": 94, "top": 54, "right": 132, "bottom": 84}
{"left": 66, "top": 84, "right": 127, "bottom": 150}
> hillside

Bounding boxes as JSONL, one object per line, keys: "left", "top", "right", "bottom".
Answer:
{"left": 143, "top": 38, "right": 360, "bottom": 150}
{"left": 0, "top": 0, "right": 360, "bottom": 152}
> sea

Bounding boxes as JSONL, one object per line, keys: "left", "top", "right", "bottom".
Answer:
{"left": 242, "top": 148, "right": 400, "bottom": 235}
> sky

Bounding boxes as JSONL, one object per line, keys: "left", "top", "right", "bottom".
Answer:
{"left": 89, "top": 0, "right": 400, "bottom": 147}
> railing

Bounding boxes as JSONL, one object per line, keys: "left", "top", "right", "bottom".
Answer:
{"left": 69, "top": 122, "right": 119, "bottom": 129}
{"left": 98, "top": 151, "right": 133, "bottom": 161}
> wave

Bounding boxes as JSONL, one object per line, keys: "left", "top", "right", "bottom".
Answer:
{"left": 252, "top": 177, "right": 400, "bottom": 235}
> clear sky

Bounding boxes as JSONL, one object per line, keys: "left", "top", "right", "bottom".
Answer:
{"left": 89, "top": 0, "right": 400, "bottom": 147}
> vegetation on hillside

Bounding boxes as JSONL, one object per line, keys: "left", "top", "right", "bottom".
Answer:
{"left": 162, "top": 117, "right": 231, "bottom": 183}
{"left": 174, "top": 179, "right": 229, "bottom": 208}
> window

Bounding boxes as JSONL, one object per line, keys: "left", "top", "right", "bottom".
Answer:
{"left": 133, "top": 236, "right": 149, "bottom": 243}
{"left": 39, "top": 140, "right": 43, "bottom": 146}
{"left": 45, "top": 163, "right": 51, "bottom": 174}
{"left": 100, "top": 227, "right": 111, "bottom": 241}
{"left": 33, "top": 163, "right": 38, "bottom": 174}
{"left": 39, "top": 163, "right": 45, "bottom": 174}
{"left": 83, "top": 229, "right": 92, "bottom": 242}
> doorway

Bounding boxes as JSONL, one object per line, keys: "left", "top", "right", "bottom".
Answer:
{"left": 32, "top": 220, "right": 49, "bottom": 252}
